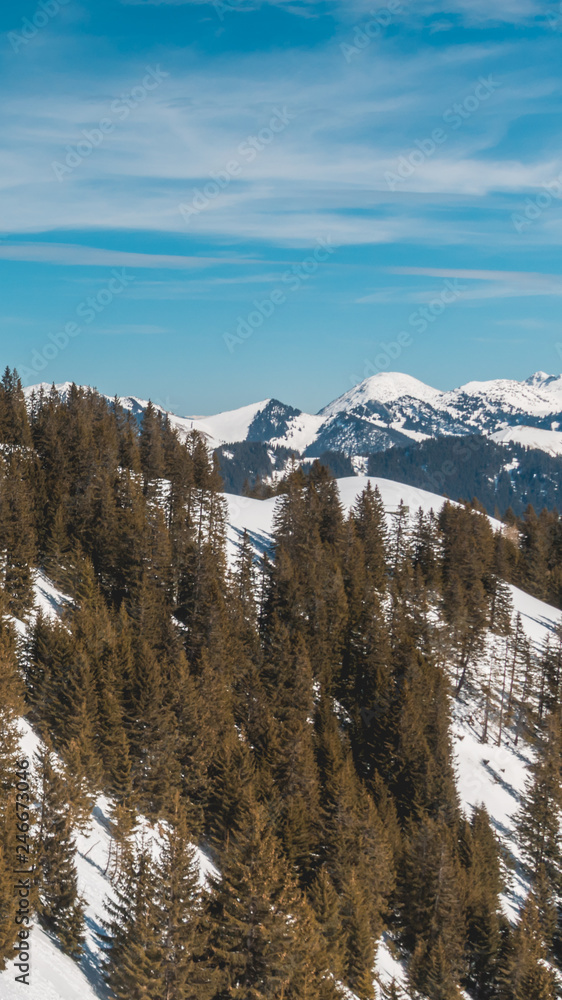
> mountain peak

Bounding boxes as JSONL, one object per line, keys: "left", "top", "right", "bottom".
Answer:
{"left": 319, "top": 371, "right": 441, "bottom": 418}
{"left": 525, "top": 371, "right": 557, "bottom": 386}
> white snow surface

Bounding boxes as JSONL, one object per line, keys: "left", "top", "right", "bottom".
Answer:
{"left": 453, "top": 583, "right": 562, "bottom": 923}
{"left": 491, "top": 424, "right": 562, "bottom": 457}
{"left": 2, "top": 742, "right": 216, "bottom": 1000}
{"left": 183, "top": 399, "right": 273, "bottom": 450}
{"left": 320, "top": 371, "right": 443, "bottom": 417}
{"left": 269, "top": 412, "right": 325, "bottom": 453}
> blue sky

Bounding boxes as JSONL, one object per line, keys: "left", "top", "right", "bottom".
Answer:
{"left": 1, "top": 0, "right": 562, "bottom": 414}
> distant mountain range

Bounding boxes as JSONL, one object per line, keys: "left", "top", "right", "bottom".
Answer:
{"left": 27, "top": 370, "right": 562, "bottom": 458}
{"left": 25, "top": 371, "right": 562, "bottom": 515}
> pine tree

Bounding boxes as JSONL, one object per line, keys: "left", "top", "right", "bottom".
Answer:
{"left": 0, "top": 606, "right": 26, "bottom": 969}
{"left": 517, "top": 713, "right": 562, "bottom": 882}
{"left": 155, "top": 802, "right": 214, "bottom": 999}
{"left": 341, "top": 871, "right": 376, "bottom": 1000}
{"left": 62, "top": 739, "right": 96, "bottom": 832}
{"left": 503, "top": 891, "right": 557, "bottom": 999}
{"left": 101, "top": 844, "right": 165, "bottom": 999}
{"left": 310, "top": 866, "right": 345, "bottom": 980}
{"left": 351, "top": 482, "right": 388, "bottom": 591}
{"left": 392, "top": 647, "right": 459, "bottom": 826}
{"left": 400, "top": 815, "right": 466, "bottom": 1000}
{"left": 139, "top": 401, "right": 165, "bottom": 496}
{"left": 489, "top": 576, "right": 513, "bottom": 637}
{"left": 207, "top": 800, "right": 335, "bottom": 999}
{"left": 380, "top": 981, "right": 406, "bottom": 1000}
{"left": 35, "top": 747, "right": 85, "bottom": 956}
{"left": 0, "top": 450, "right": 37, "bottom": 617}
{"left": 261, "top": 629, "right": 321, "bottom": 880}
{"left": 0, "top": 368, "right": 32, "bottom": 450}
{"left": 104, "top": 800, "right": 137, "bottom": 882}
{"left": 461, "top": 807, "right": 505, "bottom": 999}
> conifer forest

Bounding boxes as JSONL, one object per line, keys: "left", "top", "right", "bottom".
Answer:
{"left": 1, "top": 369, "right": 562, "bottom": 999}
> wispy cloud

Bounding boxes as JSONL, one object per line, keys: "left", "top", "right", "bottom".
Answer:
{"left": 116, "top": 0, "right": 556, "bottom": 24}
{"left": 357, "top": 268, "right": 562, "bottom": 305}
{"left": 387, "top": 266, "right": 562, "bottom": 284}
{"left": 0, "top": 243, "right": 259, "bottom": 268}
{"left": 495, "top": 317, "right": 554, "bottom": 329}
{"left": 1, "top": 28, "right": 558, "bottom": 247}
{"left": 119, "top": 0, "right": 323, "bottom": 9}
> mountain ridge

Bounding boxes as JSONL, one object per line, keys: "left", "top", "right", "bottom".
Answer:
{"left": 24, "top": 370, "right": 562, "bottom": 459}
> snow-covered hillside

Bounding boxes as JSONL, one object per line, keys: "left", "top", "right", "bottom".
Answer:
{"left": 490, "top": 424, "right": 562, "bottom": 457}
{"left": 2, "top": 574, "right": 217, "bottom": 1000}
{"left": 224, "top": 475, "right": 503, "bottom": 564}
{"left": 3, "top": 474, "right": 561, "bottom": 999}
{"left": 226, "top": 476, "right": 562, "bottom": 971}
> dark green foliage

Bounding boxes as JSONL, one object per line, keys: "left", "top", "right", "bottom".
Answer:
{"left": 35, "top": 747, "right": 85, "bottom": 956}
{"left": 0, "top": 605, "right": 26, "bottom": 969}
{"left": 207, "top": 801, "right": 340, "bottom": 1000}
{"left": 517, "top": 714, "right": 562, "bottom": 882}
{"left": 216, "top": 441, "right": 297, "bottom": 496}
{"left": 461, "top": 807, "right": 505, "bottom": 999}
{"left": 4, "top": 379, "right": 561, "bottom": 996}
{"left": 156, "top": 803, "right": 215, "bottom": 999}
{"left": 102, "top": 806, "right": 213, "bottom": 1000}
{"left": 500, "top": 892, "right": 558, "bottom": 999}
{"left": 101, "top": 845, "right": 165, "bottom": 999}
{"left": 0, "top": 450, "right": 37, "bottom": 616}
{"left": 400, "top": 814, "right": 466, "bottom": 999}
{"left": 367, "top": 432, "right": 562, "bottom": 520}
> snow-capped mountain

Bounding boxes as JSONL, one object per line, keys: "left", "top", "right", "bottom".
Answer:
{"left": 25, "top": 370, "right": 562, "bottom": 459}
{"left": 309, "top": 370, "right": 562, "bottom": 457}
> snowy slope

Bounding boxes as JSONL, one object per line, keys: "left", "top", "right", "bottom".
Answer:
{"left": 268, "top": 412, "right": 325, "bottom": 453}
{"left": 0, "top": 575, "right": 216, "bottom": 1000}
{"left": 224, "top": 475, "right": 503, "bottom": 566}
{"left": 225, "top": 479, "right": 562, "bottom": 988}
{"left": 1, "top": 749, "right": 217, "bottom": 1000}
{"left": 180, "top": 400, "right": 273, "bottom": 450}
{"left": 313, "top": 370, "right": 562, "bottom": 457}
{"left": 3, "top": 474, "right": 562, "bottom": 998}
{"left": 490, "top": 424, "right": 562, "bottom": 457}
{"left": 320, "top": 372, "right": 443, "bottom": 418}
{"left": 453, "top": 583, "right": 562, "bottom": 923}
